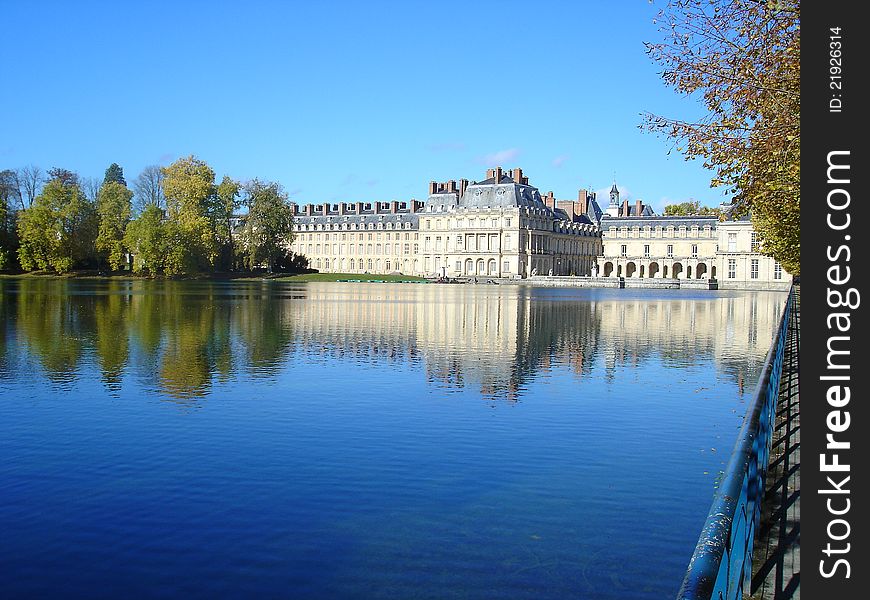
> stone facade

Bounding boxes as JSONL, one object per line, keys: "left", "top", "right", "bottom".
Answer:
{"left": 289, "top": 167, "right": 603, "bottom": 278}
{"left": 287, "top": 168, "right": 791, "bottom": 288}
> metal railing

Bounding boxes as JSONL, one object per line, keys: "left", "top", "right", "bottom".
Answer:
{"left": 676, "top": 286, "right": 795, "bottom": 600}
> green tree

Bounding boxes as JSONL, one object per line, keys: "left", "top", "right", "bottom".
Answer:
{"left": 0, "top": 170, "right": 21, "bottom": 269}
{"left": 663, "top": 200, "right": 721, "bottom": 217}
{"left": 214, "top": 176, "right": 241, "bottom": 271}
{"left": 124, "top": 204, "right": 166, "bottom": 275}
{"left": 643, "top": 0, "right": 799, "bottom": 274}
{"left": 96, "top": 181, "right": 134, "bottom": 270}
{"left": 103, "top": 163, "right": 126, "bottom": 186}
{"left": 17, "top": 176, "right": 97, "bottom": 273}
{"left": 239, "top": 179, "right": 295, "bottom": 272}
{"left": 162, "top": 156, "right": 217, "bottom": 274}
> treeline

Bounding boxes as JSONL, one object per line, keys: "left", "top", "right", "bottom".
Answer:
{"left": 662, "top": 200, "right": 722, "bottom": 217}
{"left": 0, "top": 156, "right": 304, "bottom": 276}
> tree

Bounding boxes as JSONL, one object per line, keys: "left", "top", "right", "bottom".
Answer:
{"left": 0, "top": 170, "right": 21, "bottom": 269}
{"left": 214, "top": 176, "right": 241, "bottom": 271}
{"left": 643, "top": 0, "right": 799, "bottom": 274}
{"left": 17, "top": 165, "right": 43, "bottom": 209}
{"left": 17, "top": 176, "right": 98, "bottom": 273}
{"left": 161, "top": 155, "right": 218, "bottom": 274}
{"left": 81, "top": 176, "right": 103, "bottom": 203}
{"left": 96, "top": 181, "right": 133, "bottom": 270}
{"left": 104, "top": 163, "right": 126, "bottom": 187}
{"left": 124, "top": 204, "right": 166, "bottom": 275}
{"left": 47, "top": 167, "right": 79, "bottom": 187}
{"left": 133, "top": 165, "right": 166, "bottom": 213}
{"left": 663, "top": 200, "right": 721, "bottom": 217}
{"left": 239, "top": 179, "right": 295, "bottom": 272}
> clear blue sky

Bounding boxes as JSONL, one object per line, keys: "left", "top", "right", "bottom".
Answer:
{"left": 1, "top": 0, "right": 726, "bottom": 212}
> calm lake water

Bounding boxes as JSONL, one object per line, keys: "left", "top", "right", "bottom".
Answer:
{"left": 0, "top": 278, "right": 787, "bottom": 599}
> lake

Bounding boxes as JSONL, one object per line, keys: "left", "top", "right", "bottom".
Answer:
{"left": 0, "top": 278, "right": 787, "bottom": 599}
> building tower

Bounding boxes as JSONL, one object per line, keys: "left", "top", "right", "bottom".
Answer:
{"left": 606, "top": 182, "right": 620, "bottom": 217}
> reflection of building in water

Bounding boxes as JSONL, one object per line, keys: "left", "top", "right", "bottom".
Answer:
{"left": 285, "top": 285, "right": 601, "bottom": 400}
{"left": 2, "top": 279, "right": 786, "bottom": 402}
{"left": 284, "top": 286, "right": 783, "bottom": 399}
{"left": 592, "top": 291, "right": 784, "bottom": 386}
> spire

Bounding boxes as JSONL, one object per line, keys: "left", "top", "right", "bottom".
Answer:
{"left": 609, "top": 181, "right": 620, "bottom": 206}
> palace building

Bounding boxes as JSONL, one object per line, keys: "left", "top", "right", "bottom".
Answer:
{"left": 594, "top": 184, "right": 790, "bottom": 289}
{"left": 289, "top": 167, "right": 603, "bottom": 278}
{"left": 287, "top": 167, "right": 791, "bottom": 289}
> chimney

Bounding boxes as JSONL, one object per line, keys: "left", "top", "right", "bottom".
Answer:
{"left": 355, "top": 201, "right": 364, "bottom": 214}
{"left": 577, "top": 189, "right": 588, "bottom": 216}
{"left": 621, "top": 200, "right": 629, "bottom": 217}
{"left": 459, "top": 179, "right": 469, "bottom": 198}
{"left": 338, "top": 202, "right": 346, "bottom": 215}
{"left": 412, "top": 200, "right": 425, "bottom": 213}
{"left": 511, "top": 167, "right": 523, "bottom": 183}
{"left": 635, "top": 200, "right": 643, "bottom": 216}
{"left": 494, "top": 166, "right": 503, "bottom": 182}
{"left": 556, "top": 200, "right": 575, "bottom": 220}
{"left": 304, "top": 204, "right": 314, "bottom": 216}
{"left": 390, "top": 200, "right": 399, "bottom": 213}
{"left": 447, "top": 180, "right": 457, "bottom": 193}
{"left": 322, "top": 202, "right": 330, "bottom": 215}
{"left": 544, "top": 191, "right": 556, "bottom": 210}
{"left": 486, "top": 168, "right": 496, "bottom": 180}
{"left": 429, "top": 181, "right": 438, "bottom": 195}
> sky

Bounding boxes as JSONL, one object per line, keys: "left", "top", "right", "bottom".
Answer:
{"left": 1, "top": 0, "right": 727, "bottom": 213}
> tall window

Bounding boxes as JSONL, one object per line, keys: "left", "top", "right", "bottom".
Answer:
{"left": 667, "top": 244, "right": 674, "bottom": 258}
{"left": 774, "top": 262, "right": 783, "bottom": 280}
{"left": 691, "top": 244, "right": 698, "bottom": 258}
{"left": 751, "top": 232, "right": 760, "bottom": 252}
{"left": 643, "top": 244, "right": 650, "bottom": 258}
{"left": 728, "top": 232, "right": 737, "bottom": 251}
{"left": 728, "top": 258, "right": 736, "bottom": 279}
{"left": 751, "top": 259, "right": 759, "bottom": 279}
{"left": 621, "top": 244, "right": 627, "bottom": 257}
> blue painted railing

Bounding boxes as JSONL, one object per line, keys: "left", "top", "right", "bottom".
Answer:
{"left": 676, "top": 287, "right": 794, "bottom": 600}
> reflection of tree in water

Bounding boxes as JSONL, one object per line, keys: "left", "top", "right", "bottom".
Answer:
{"left": 1, "top": 279, "right": 296, "bottom": 400}
{"left": 11, "top": 279, "right": 87, "bottom": 383}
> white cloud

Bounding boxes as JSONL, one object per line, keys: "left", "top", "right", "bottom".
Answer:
{"left": 476, "top": 148, "right": 520, "bottom": 166}
{"left": 552, "top": 155, "right": 569, "bottom": 168}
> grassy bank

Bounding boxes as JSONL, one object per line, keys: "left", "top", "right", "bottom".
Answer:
{"left": 1, "top": 270, "right": 428, "bottom": 283}
{"left": 270, "top": 272, "right": 427, "bottom": 283}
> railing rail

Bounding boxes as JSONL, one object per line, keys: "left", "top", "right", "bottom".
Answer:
{"left": 676, "top": 286, "right": 795, "bottom": 600}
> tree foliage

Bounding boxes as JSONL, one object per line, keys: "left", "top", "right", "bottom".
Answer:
{"left": 17, "top": 176, "right": 98, "bottom": 273}
{"left": 663, "top": 199, "right": 721, "bottom": 216}
{"left": 124, "top": 204, "right": 166, "bottom": 276}
{"left": 643, "top": 0, "right": 799, "bottom": 274}
{"left": 0, "top": 170, "right": 21, "bottom": 269}
{"left": 239, "top": 179, "right": 295, "bottom": 272}
{"left": 103, "top": 163, "right": 126, "bottom": 187}
{"left": 214, "top": 176, "right": 241, "bottom": 271}
{"left": 96, "top": 181, "right": 133, "bottom": 270}
{"left": 161, "top": 156, "right": 218, "bottom": 274}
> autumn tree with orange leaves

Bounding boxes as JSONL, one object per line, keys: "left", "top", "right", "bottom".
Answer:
{"left": 644, "top": 0, "right": 800, "bottom": 274}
